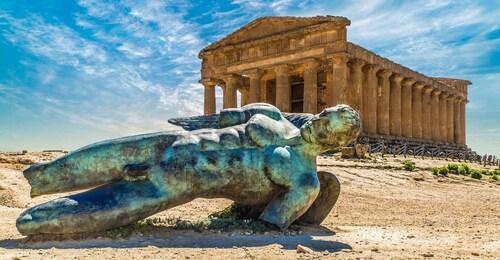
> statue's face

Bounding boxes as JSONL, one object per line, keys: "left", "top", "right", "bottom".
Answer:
{"left": 300, "top": 105, "right": 361, "bottom": 148}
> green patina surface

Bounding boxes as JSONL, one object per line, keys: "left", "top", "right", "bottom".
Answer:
{"left": 16, "top": 103, "right": 361, "bottom": 235}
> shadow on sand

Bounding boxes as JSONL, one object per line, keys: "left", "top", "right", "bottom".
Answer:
{"left": 0, "top": 226, "right": 351, "bottom": 253}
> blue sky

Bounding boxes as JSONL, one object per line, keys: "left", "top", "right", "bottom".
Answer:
{"left": 0, "top": 0, "right": 499, "bottom": 156}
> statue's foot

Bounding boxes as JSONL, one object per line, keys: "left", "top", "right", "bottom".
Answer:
{"left": 16, "top": 179, "right": 174, "bottom": 235}
{"left": 295, "top": 171, "right": 340, "bottom": 225}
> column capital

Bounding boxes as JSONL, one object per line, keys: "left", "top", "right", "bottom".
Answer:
{"left": 389, "top": 73, "right": 404, "bottom": 82}
{"left": 362, "top": 64, "right": 379, "bottom": 73}
{"left": 301, "top": 58, "right": 320, "bottom": 69}
{"left": 328, "top": 54, "right": 349, "bottom": 64}
{"left": 423, "top": 85, "right": 434, "bottom": 93}
{"left": 439, "top": 92, "right": 450, "bottom": 98}
{"left": 221, "top": 74, "right": 241, "bottom": 84}
{"left": 376, "top": 69, "right": 392, "bottom": 78}
{"left": 413, "top": 82, "right": 425, "bottom": 90}
{"left": 347, "top": 58, "right": 365, "bottom": 69}
{"left": 432, "top": 89, "right": 442, "bottom": 96}
{"left": 401, "top": 78, "right": 416, "bottom": 86}
{"left": 274, "top": 65, "right": 290, "bottom": 74}
{"left": 447, "top": 95, "right": 460, "bottom": 102}
{"left": 199, "top": 78, "right": 219, "bottom": 87}
{"left": 243, "top": 69, "right": 264, "bottom": 78}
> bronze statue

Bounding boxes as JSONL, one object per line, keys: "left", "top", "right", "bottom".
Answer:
{"left": 16, "top": 103, "right": 361, "bottom": 235}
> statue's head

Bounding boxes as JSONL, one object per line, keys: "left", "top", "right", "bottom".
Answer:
{"left": 300, "top": 104, "right": 361, "bottom": 149}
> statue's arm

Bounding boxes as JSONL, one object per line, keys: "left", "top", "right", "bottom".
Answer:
{"left": 245, "top": 114, "right": 295, "bottom": 147}
{"left": 219, "top": 103, "right": 283, "bottom": 128}
{"left": 259, "top": 171, "right": 320, "bottom": 230}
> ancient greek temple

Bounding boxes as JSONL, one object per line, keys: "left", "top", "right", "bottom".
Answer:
{"left": 198, "top": 16, "right": 472, "bottom": 150}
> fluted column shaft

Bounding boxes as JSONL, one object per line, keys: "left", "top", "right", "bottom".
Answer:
{"left": 412, "top": 83, "right": 424, "bottom": 139}
{"left": 389, "top": 74, "right": 404, "bottom": 136}
{"left": 274, "top": 65, "right": 291, "bottom": 112}
{"left": 331, "top": 55, "right": 350, "bottom": 105}
{"left": 347, "top": 59, "right": 365, "bottom": 113}
{"left": 202, "top": 81, "right": 217, "bottom": 115}
{"left": 247, "top": 70, "right": 263, "bottom": 104}
{"left": 447, "top": 96, "right": 455, "bottom": 143}
{"left": 422, "top": 87, "right": 433, "bottom": 141}
{"left": 431, "top": 90, "right": 441, "bottom": 142}
{"left": 453, "top": 99, "right": 461, "bottom": 144}
{"left": 460, "top": 100, "right": 467, "bottom": 145}
{"left": 222, "top": 75, "right": 238, "bottom": 109}
{"left": 401, "top": 78, "right": 415, "bottom": 138}
{"left": 303, "top": 60, "right": 318, "bottom": 113}
{"left": 439, "top": 92, "right": 449, "bottom": 142}
{"left": 240, "top": 87, "right": 249, "bottom": 106}
{"left": 377, "top": 69, "right": 391, "bottom": 135}
{"left": 362, "top": 64, "right": 379, "bottom": 134}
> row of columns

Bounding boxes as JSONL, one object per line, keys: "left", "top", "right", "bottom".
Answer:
{"left": 201, "top": 56, "right": 467, "bottom": 146}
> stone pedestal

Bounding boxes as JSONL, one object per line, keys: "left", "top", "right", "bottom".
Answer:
{"left": 401, "top": 78, "right": 415, "bottom": 138}
{"left": 303, "top": 60, "right": 318, "bottom": 114}
{"left": 274, "top": 65, "right": 291, "bottom": 112}
{"left": 389, "top": 74, "right": 404, "bottom": 136}
{"left": 377, "top": 69, "right": 391, "bottom": 135}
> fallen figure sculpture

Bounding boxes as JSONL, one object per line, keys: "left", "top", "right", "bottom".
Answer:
{"left": 16, "top": 103, "right": 361, "bottom": 235}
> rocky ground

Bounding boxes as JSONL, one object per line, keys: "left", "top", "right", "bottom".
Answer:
{"left": 0, "top": 151, "right": 499, "bottom": 259}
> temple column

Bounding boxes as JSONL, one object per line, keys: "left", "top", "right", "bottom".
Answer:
{"left": 460, "top": 100, "right": 468, "bottom": 145}
{"left": 247, "top": 69, "right": 263, "bottom": 104}
{"left": 376, "top": 69, "right": 391, "bottom": 135}
{"left": 201, "top": 80, "right": 217, "bottom": 115}
{"left": 362, "top": 64, "right": 379, "bottom": 134}
{"left": 274, "top": 65, "right": 291, "bottom": 112}
{"left": 453, "top": 99, "right": 461, "bottom": 144}
{"left": 412, "top": 82, "right": 424, "bottom": 139}
{"left": 401, "top": 78, "right": 415, "bottom": 138}
{"left": 389, "top": 74, "right": 404, "bottom": 136}
{"left": 303, "top": 59, "right": 318, "bottom": 113}
{"left": 447, "top": 95, "right": 455, "bottom": 143}
{"left": 422, "top": 86, "right": 433, "bottom": 141}
{"left": 330, "top": 54, "right": 350, "bottom": 105}
{"left": 431, "top": 90, "right": 441, "bottom": 142}
{"left": 222, "top": 75, "right": 238, "bottom": 109}
{"left": 347, "top": 59, "right": 365, "bottom": 113}
{"left": 240, "top": 87, "right": 249, "bottom": 106}
{"left": 439, "top": 92, "right": 449, "bottom": 143}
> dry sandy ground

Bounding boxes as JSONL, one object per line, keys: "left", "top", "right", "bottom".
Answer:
{"left": 0, "top": 152, "right": 499, "bottom": 259}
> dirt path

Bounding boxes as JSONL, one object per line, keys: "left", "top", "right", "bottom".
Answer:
{"left": 0, "top": 152, "right": 499, "bottom": 259}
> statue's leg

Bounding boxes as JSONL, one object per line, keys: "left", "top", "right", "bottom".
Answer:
{"left": 16, "top": 178, "right": 189, "bottom": 235}
{"left": 295, "top": 171, "right": 340, "bottom": 225}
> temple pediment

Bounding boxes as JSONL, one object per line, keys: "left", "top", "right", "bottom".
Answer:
{"left": 201, "top": 16, "right": 350, "bottom": 53}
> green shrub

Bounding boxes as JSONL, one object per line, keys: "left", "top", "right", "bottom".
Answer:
{"left": 438, "top": 167, "right": 449, "bottom": 176}
{"left": 490, "top": 174, "right": 499, "bottom": 181}
{"left": 481, "top": 169, "right": 491, "bottom": 176}
{"left": 403, "top": 160, "right": 416, "bottom": 172}
{"left": 447, "top": 164, "right": 459, "bottom": 174}
{"left": 432, "top": 166, "right": 440, "bottom": 176}
{"left": 461, "top": 163, "right": 470, "bottom": 175}
{"left": 457, "top": 166, "right": 467, "bottom": 176}
{"left": 470, "top": 170, "right": 482, "bottom": 180}
{"left": 493, "top": 170, "right": 500, "bottom": 176}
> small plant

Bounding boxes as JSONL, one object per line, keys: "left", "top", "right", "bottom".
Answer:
{"left": 461, "top": 163, "right": 470, "bottom": 175}
{"left": 447, "top": 164, "right": 459, "bottom": 174}
{"left": 432, "top": 166, "right": 440, "bottom": 176}
{"left": 470, "top": 169, "right": 482, "bottom": 180}
{"left": 457, "top": 166, "right": 467, "bottom": 175}
{"left": 438, "top": 167, "right": 449, "bottom": 176}
{"left": 481, "top": 169, "right": 491, "bottom": 176}
{"left": 490, "top": 174, "right": 499, "bottom": 181}
{"left": 403, "top": 160, "right": 416, "bottom": 172}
